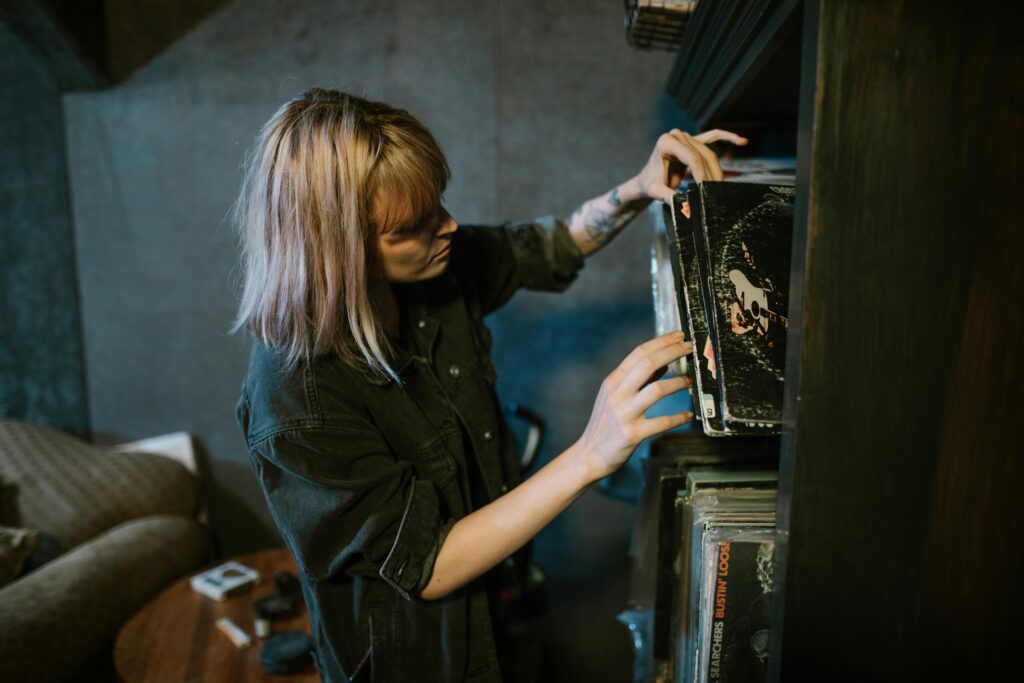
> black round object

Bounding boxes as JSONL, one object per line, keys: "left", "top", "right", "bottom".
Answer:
{"left": 273, "top": 570, "right": 301, "bottom": 597}
{"left": 254, "top": 593, "right": 301, "bottom": 619}
{"left": 260, "top": 631, "right": 313, "bottom": 675}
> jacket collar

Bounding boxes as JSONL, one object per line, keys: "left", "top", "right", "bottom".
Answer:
{"left": 355, "top": 272, "right": 455, "bottom": 386}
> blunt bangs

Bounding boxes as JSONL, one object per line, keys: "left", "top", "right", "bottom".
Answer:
{"left": 370, "top": 122, "right": 450, "bottom": 234}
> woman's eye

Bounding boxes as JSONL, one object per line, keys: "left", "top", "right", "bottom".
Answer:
{"left": 392, "top": 206, "right": 444, "bottom": 236}
{"left": 390, "top": 222, "right": 418, "bottom": 236}
{"left": 400, "top": 217, "right": 431, "bottom": 235}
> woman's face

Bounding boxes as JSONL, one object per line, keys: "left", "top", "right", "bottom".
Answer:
{"left": 374, "top": 192, "right": 458, "bottom": 283}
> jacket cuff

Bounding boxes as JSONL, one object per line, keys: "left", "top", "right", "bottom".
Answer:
{"left": 377, "top": 478, "right": 453, "bottom": 600}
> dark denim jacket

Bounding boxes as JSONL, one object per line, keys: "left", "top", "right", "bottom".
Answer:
{"left": 236, "top": 217, "right": 584, "bottom": 683}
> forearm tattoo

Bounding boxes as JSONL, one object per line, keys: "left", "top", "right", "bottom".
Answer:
{"left": 568, "top": 184, "right": 651, "bottom": 252}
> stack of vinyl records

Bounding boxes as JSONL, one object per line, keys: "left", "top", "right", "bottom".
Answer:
{"left": 677, "top": 469, "right": 777, "bottom": 683}
{"left": 659, "top": 158, "right": 796, "bottom": 436}
{"left": 625, "top": 434, "right": 779, "bottom": 682}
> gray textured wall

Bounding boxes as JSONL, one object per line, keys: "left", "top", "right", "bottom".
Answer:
{"left": 0, "top": 24, "right": 88, "bottom": 436}
{"left": 62, "top": 0, "right": 693, "bottom": 676}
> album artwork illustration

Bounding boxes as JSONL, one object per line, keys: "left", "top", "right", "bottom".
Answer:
{"left": 699, "top": 182, "right": 795, "bottom": 425}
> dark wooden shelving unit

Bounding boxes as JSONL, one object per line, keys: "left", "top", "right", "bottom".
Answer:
{"left": 667, "top": 0, "right": 801, "bottom": 132}
{"left": 665, "top": 0, "right": 1024, "bottom": 679}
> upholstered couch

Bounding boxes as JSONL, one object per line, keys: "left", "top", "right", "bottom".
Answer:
{"left": 0, "top": 420, "right": 212, "bottom": 681}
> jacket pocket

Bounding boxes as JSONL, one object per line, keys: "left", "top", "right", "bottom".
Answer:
{"left": 400, "top": 433, "right": 458, "bottom": 491}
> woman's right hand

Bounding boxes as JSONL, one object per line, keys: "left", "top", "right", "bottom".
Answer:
{"left": 576, "top": 331, "right": 695, "bottom": 482}
{"left": 422, "top": 331, "right": 693, "bottom": 600}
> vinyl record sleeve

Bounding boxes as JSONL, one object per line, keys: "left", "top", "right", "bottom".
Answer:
{"left": 694, "top": 182, "right": 795, "bottom": 425}
{"left": 686, "top": 187, "right": 729, "bottom": 431}
{"left": 698, "top": 529, "right": 775, "bottom": 683}
{"left": 667, "top": 193, "right": 725, "bottom": 433}
{"left": 652, "top": 203, "right": 688, "bottom": 381}
{"left": 687, "top": 185, "right": 777, "bottom": 434}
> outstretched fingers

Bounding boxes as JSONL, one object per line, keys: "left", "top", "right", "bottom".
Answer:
{"left": 660, "top": 132, "right": 712, "bottom": 182}
{"left": 631, "top": 374, "right": 692, "bottom": 416}
{"left": 608, "top": 332, "right": 686, "bottom": 386}
{"left": 693, "top": 128, "right": 748, "bottom": 147}
{"left": 582, "top": 332, "right": 696, "bottom": 477}
{"left": 634, "top": 410, "right": 695, "bottom": 442}
{"left": 670, "top": 130, "right": 724, "bottom": 182}
{"left": 619, "top": 339, "right": 693, "bottom": 396}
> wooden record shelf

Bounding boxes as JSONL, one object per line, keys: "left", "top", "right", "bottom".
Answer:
{"left": 666, "top": 0, "right": 801, "bottom": 129}
{"left": 659, "top": 1, "right": 1024, "bottom": 680}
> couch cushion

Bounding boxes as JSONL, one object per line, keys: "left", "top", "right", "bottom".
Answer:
{"left": 0, "top": 514, "right": 210, "bottom": 682}
{"left": 0, "top": 420, "right": 199, "bottom": 549}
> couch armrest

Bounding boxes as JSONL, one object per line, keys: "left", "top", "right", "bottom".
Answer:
{"left": 0, "top": 514, "right": 209, "bottom": 682}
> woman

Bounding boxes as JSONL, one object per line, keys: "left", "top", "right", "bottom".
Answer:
{"left": 234, "top": 88, "right": 745, "bottom": 682}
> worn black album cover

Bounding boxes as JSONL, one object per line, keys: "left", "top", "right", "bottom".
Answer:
{"left": 702, "top": 537, "right": 774, "bottom": 683}
{"left": 694, "top": 182, "right": 795, "bottom": 426}
{"left": 665, "top": 196, "right": 725, "bottom": 433}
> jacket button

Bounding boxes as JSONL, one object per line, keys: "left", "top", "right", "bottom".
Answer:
{"left": 449, "top": 364, "right": 461, "bottom": 378}
{"left": 418, "top": 319, "right": 427, "bottom": 329}
{"left": 501, "top": 484, "right": 509, "bottom": 494}
{"left": 483, "top": 430, "right": 494, "bottom": 442}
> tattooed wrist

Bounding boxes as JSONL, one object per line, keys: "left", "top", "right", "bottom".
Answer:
{"left": 568, "top": 180, "right": 652, "bottom": 253}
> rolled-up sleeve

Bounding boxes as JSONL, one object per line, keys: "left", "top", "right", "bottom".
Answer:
{"left": 250, "top": 426, "right": 454, "bottom": 600}
{"left": 506, "top": 214, "right": 585, "bottom": 292}
{"left": 455, "top": 215, "right": 586, "bottom": 315}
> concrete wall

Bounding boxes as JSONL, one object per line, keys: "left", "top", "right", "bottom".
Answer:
{"left": 62, "top": 0, "right": 694, "bottom": 676}
{"left": 0, "top": 23, "right": 88, "bottom": 436}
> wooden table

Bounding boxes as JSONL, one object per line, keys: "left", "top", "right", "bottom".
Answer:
{"left": 115, "top": 547, "right": 320, "bottom": 682}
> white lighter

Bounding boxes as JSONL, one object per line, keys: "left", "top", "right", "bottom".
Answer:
{"left": 215, "top": 617, "right": 253, "bottom": 649}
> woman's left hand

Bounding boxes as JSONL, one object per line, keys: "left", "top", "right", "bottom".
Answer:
{"left": 636, "top": 129, "right": 748, "bottom": 202}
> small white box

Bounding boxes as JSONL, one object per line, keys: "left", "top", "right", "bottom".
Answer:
{"left": 190, "top": 561, "right": 261, "bottom": 601}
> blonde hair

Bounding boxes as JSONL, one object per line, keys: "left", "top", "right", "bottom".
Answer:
{"left": 232, "top": 88, "right": 450, "bottom": 383}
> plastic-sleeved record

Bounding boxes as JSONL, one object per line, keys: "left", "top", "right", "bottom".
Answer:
{"left": 260, "top": 631, "right": 313, "bottom": 675}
